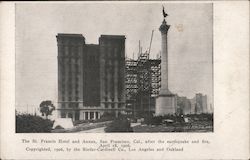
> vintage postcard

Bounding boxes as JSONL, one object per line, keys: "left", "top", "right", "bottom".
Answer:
{"left": 0, "top": 1, "right": 249, "bottom": 160}
{"left": 15, "top": 2, "right": 213, "bottom": 133}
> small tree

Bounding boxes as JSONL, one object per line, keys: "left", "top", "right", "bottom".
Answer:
{"left": 39, "top": 100, "right": 55, "bottom": 119}
{"left": 16, "top": 113, "right": 54, "bottom": 133}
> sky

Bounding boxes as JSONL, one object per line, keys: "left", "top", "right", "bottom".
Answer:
{"left": 15, "top": 2, "right": 213, "bottom": 111}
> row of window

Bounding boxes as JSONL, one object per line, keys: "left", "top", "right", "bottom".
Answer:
{"left": 61, "top": 102, "right": 79, "bottom": 109}
{"left": 103, "top": 97, "right": 122, "bottom": 102}
{"left": 61, "top": 89, "right": 79, "bottom": 95}
{"left": 104, "top": 103, "right": 123, "bottom": 109}
{"left": 61, "top": 111, "right": 99, "bottom": 120}
{"left": 60, "top": 57, "right": 80, "bottom": 63}
{"left": 61, "top": 76, "right": 79, "bottom": 81}
{"left": 61, "top": 97, "right": 79, "bottom": 101}
{"left": 61, "top": 81, "right": 79, "bottom": 87}
{"left": 60, "top": 64, "right": 79, "bottom": 70}
{"left": 103, "top": 47, "right": 122, "bottom": 58}
{"left": 60, "top": 47, "right": 80, "bottom": 56}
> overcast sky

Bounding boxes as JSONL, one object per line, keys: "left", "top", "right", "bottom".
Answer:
{"left": 15, "top": 2, "right": 213, "bottom": 109}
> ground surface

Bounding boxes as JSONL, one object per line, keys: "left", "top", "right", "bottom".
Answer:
{"left": 133, "top": 121, "right": 213, "bottom": 132}
{"left": 52, "top": 121, "right": 112, "bottom": 133}
{"left": 77, "top": 122, "right": 212, "bottom": 133}
{"left": 79, "top": 126, "right": 106, "bottom": 133}
{"left": 79, "top": 123, "right": 141, "bottom": 133}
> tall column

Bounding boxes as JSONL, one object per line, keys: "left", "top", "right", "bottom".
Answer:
{"left": 57, "top": 42, "right": 63, "bottom": 109}
{"left": 83, "top": 111, "right": 85, "bottom": 120}
{"left": 88, "top": 112, "right": 90, "bottom": 120}
{"left": 100, "top": 45, "right": 106, "bottom": 108}
{"left": 98, "top": 112, "right": 101, "bottom": 119}
{"left": 107, "top": 47, "right": 112, "bottom": 108}
{"left": 156, "top": 17, "right": 177, "bottom": 116}
{"left": 79, "top": 45, "right": 84, "bottom": 108}
{"left": 65, "top": 44, "right": 69, "bottom": 108}
{"left": 71, "top": 57, "right": 75, "bottom": 106}
{"left": 120, "top": 44, "right": 126, "bottom": 109}
{"left": 72, "top": 111, "right": 75, "bottom": 121}
{"left": 159, "top": 19, "right": 171, "bottom": 95}
{"left": 80, "top": 111, "right": 84, "bottom": 120}
{"left": 114, "top": 48, "right": 118, "bottom": 108}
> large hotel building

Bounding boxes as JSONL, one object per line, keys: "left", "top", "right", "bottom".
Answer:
{"left": 57, "top": 34, "right": 126, "bottom": 121}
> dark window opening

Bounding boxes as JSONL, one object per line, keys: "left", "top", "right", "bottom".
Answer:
{"left": 90, "top": 112, "right": 94, "bottom": 119}
{"left": 68, "top": 113, "right": 73, "bottom": 118}
{"left": 75, "top": 111, "right": 79, "bottom": 121}
{"left": 105, "top": 103, "right": 108, "bottom": 108}
{"left": 61, "top": 112, "right": 66, "bottom": 118}
{"left": 85, "top": 112, "right": 88, "bottom": 120}
{"left": 95, "top": 112, "right": 99, "bottom": 119}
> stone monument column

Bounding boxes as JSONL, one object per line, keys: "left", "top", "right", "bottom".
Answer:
{"left": 155, "top": 15, "right": 177, "bottom": 116}
{"left": 159, "top": 19, "right": 171, "bottom": 95}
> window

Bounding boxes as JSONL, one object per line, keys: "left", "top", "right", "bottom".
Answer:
{"left": 75, "top": 103, "right": 79, "bottom": 108}
{"left": 61, "top": 65, "right": 65, "bottom": 70}
{"left": 68, "top": 83, "right": 72, "bottom": 89}
{"left": 118, "top": 104, "right": 123, "bottom": 108}
{"left": 68, "top": 113, "right": 73, "bottom": 118}
{"left": 95, "top": 112, "right": 99, "bottom": 119}
{"left": 61, "top": 50, "right": 65, "bottom": 57}
{"left": 73, "top": 47, "right": 77, "bottom": 54}
{"left": 75, "top": 76, "right": 79, "bottom": 82}
{"left": 68, "top": 90, "right": 72, "bottom": 95}
{"left": 90, "top": 112, "right": 94, "bottom": 119}
{"left": 61, "top": 112, "right": 66, "bottom": 118}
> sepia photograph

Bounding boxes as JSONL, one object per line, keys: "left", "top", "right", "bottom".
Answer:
{"left": 15, "top": 2, "right": 213, "bottom": 133}
{"left": 1, "top": 1, "right": 249, "bottom": 160}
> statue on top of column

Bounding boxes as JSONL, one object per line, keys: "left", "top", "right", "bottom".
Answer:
{"left": 162, "top": 6, "right": 168, "bottom": 18}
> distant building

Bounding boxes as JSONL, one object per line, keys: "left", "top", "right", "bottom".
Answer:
{"left": 201, "top": 95, "right": 208, "bottom": 113}
{"left": 177, "top": 96, "right": 191, "bottom": 115}
{"left": 57, "top": 34, "right": 126, "bottom": 121}
{"left": 209, "top": 103, "right": 213, "bottom": 113}
{"left": 190, "top": 93, "right": 208, "bottom": 114}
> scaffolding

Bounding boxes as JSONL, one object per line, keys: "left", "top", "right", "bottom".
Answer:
{"left": 125, "top": 52, "right": 161, "bottom": 117}
{"left": 125, "top": 58, "right": 138, "bottom": 115}
{"left": 149, "top": 59, "right": 161, "bottom": 97}
{"left": 125, "top": 30, "right": 161, "bottom": 117}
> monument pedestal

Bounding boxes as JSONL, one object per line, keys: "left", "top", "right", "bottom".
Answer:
{"left": 155, "top": 94, "right": 177, "bottom": 116}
